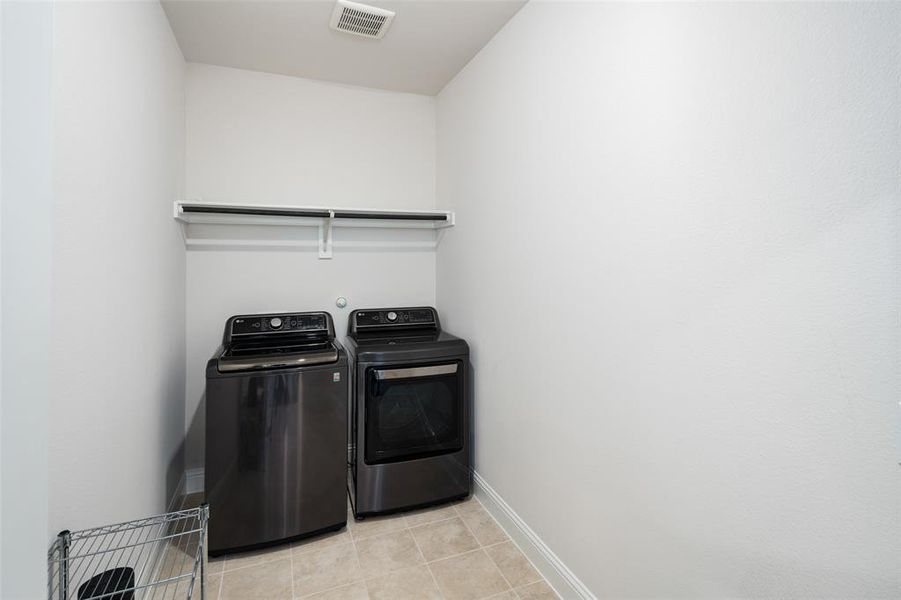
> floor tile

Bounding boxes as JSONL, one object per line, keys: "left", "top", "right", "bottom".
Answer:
{"left": 453, "top": 496, "right": 484, "bottom": 516}
{"left": 195, "top": 492, "right": 555, "bottom": 600}
{"left": 223, "top": 544, "right": 291, "bottom": 572}
{"left": 155, "top": 570, "right": 209, "bottom": 600}
{"left": 219, "top": 558, "right": 293, "bottom": 600}
{"left": 158, "top": 540, "right": 209, "bottom": 598}
{"left": 205, "top": 573, "right": 222, "bottom": 600}
{"left": 458, "top": 508, "right": 509, "bottom": 547}
{"left": 354, "top": 529, "right": 426, "bottom": 579}
{"left": 410, "top": 517, "right": 480, "bottom": 562}
{"left": 484, "top": 542, "right": 541, "bottom": 588}
{"left": 429, "top": 549, "right": 511, "bottom": 600}
{"left": 293, "top": 528, "right": 352, "bottom": 556}
{"left": 207, "top": 554, "right": 226, "bottom": 575}
{"left": 365, "top": 564, "right": 441, "bottom": 600}
{"left": 514, "top": 580, "right": 559, "bottom": 600}
{"left": 157, "top": 536, "right": 200, "bottom": 579}
{"left": 303, "top": 581, "right": 370, "bottom": 600}
{"left": 293, "top": 542, "right": 363, "bottom": 598}
{"left": 348, "top": 512, "right": 407, "bottom": 541}
{"left": 403, "top": 503, "right": 458, "bottom": 528}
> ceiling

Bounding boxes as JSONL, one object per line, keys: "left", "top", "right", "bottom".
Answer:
{"left": 161, "top": 0, "right": 527, "bottom": 95}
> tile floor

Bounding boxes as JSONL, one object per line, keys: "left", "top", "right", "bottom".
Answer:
{"left": 180, "top": 493, "right": 559, "bottom": 600}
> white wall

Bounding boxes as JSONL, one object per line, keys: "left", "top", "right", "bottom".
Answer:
{"left": 1, "top": 2, "right": 53, "bottom": 596}
{"left": 49, "top": 1, "right": 186, "bottom": 534}
{"left": 184, "top": 64, "right": 437, "bottom": 470}
{"left": 437, "top": 2, "right": 901, "bottom": 598}
{"left": 186, "top": 63, "right": 435, "bottom": 208}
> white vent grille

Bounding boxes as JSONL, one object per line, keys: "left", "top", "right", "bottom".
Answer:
{"left": 330, "top": 0, "right": 395, "bottom": 39}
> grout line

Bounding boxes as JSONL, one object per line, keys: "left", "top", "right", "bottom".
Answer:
{"left": 484, "top": 549, "right": 516, "bottom": 596}
{"left": 473, "top": 474, "right": 572, "bottom": 599}
{"left": 480, "top": 539, "right": 511, "bottom": 551}
{"left": 292, "top": 542, "right": 361, "bottom": 599}
{"left": 288, "top": 539, "right": 297, "bottom": 600}
{"left": 205, "top": 496, "right": 553, "bottom": 600}
{"left": 407, "top": 514, "right": 464, "bottom": 531}
{"left": 456, "top": 508, "right": 516, "bottom": 597}
{"left": 500, "top": 536, "right": 553, "bottom": 593}
{"left": 345, "top": 500, "right": 368, "bottom": 597}
{"left": 478, "top": 510, "right": 551, "bottom": 594}
{"left": 345, "top": 505, "right": 507, "bottom": 597}
{"left": 348, "top": 508, "right": 511, "bottom": 568}
{"left": 174, "top": 493, "right": 225, "bottom": 600}
{"left": 467, "top": 496, "right": 557, "bottom": 598}
{"left": 296, "top": 581, "right": 361, "bottom": 600}
{"left": 467, "top": 497, "right": 552, "bottom": 596}
{"left": 407, "top": 520, "right": 445, "bottom": 599}
{"left": 423, "top": 545, "right": 482, "bottom": 566}
{"left": 291, "top": 535, "right": 361, "bottom": 598}
{"left": 219, "top": 550, "right": 291, "bottom": 574}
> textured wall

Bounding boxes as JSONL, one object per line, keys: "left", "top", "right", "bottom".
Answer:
{"left": 437, "top": 3, "right": 901, "bottom": 597}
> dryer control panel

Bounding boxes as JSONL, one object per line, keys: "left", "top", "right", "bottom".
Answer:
{"left": 351, "top": 307, "right": 438, "bottom": 332}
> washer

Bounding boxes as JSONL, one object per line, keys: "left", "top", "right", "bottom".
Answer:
{"left": 205, "top": 311, "right": 348, "bottom": 556}
{"left": 346, "top": 306, "right": 471, "bottom": 518}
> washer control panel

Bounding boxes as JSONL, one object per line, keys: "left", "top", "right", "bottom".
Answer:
{"left": 230, "top": 312, "right": 329, "bottom": 336}
{"left": 353, "top": 307, "right": 437, "bottom": 330}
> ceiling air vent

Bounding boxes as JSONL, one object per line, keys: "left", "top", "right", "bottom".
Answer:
{"left": 330, "top": 0, "right": 395, "bottom": 40}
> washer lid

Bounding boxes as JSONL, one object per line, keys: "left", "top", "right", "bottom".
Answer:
{"left": 217, "top": 339, "right": 339, "bottom": 372}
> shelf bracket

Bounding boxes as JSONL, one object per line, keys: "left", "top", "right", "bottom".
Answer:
{"left": 318, "top": 211, "right": 334, "bottom": 259}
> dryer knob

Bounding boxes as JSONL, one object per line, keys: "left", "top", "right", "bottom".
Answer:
{"left": 386, "top": 311, "right": 398, "bottom": 322}
{"left": 270, "top": 317, "right": 283, "bottom": 329}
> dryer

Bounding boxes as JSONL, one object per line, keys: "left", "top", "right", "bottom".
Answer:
{"left": 345, "top": 307, "right": 471, "bottom": 517}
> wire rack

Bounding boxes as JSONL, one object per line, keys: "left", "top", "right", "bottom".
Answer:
{"left": 48, "top": 505, "right": 209, "bottom": 600}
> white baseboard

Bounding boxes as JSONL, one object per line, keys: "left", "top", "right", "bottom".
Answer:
{"left": 473, "top": 471, "right": 595, "bottom": 600}
{"left": 185, "top": 468, "right": 205, "bottom": 495}
{"left": 168, "top": 471, "right": 187, "bottom": 511}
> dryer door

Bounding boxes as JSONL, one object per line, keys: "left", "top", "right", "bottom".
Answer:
{"left": 364, "top": 362, "right": 463, "bottom": 465}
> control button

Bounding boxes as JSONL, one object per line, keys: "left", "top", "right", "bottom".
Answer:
{"left": 270, "top": 317, "right": 283, "bottom": 329}
{"left": 386, "top": 311, "right": 398, "bottom": 322}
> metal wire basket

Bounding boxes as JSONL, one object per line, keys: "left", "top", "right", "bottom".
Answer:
{"left": 48, "top": 505, "right": 209, "bottom": 600}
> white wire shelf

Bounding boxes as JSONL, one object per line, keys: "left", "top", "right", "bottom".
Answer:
{"left": 173, "top": 200, "right": 454, "bottom": 258}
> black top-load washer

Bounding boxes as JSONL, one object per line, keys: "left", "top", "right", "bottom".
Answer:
{"left": 346, "top": 307, "right": 471, "bottom": 518}
{"left": 205, "top": 311, "right": 348, "bottom": 556}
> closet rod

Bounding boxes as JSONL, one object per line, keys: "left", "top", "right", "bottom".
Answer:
{"left": 332, "top": 211, "right": 447, "bottom": 221}
{"left": 180, "top": 204, "right": 330, "bottom": 218}
{"left": 180, "top": 204, "right": 448, "bottom": 222}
